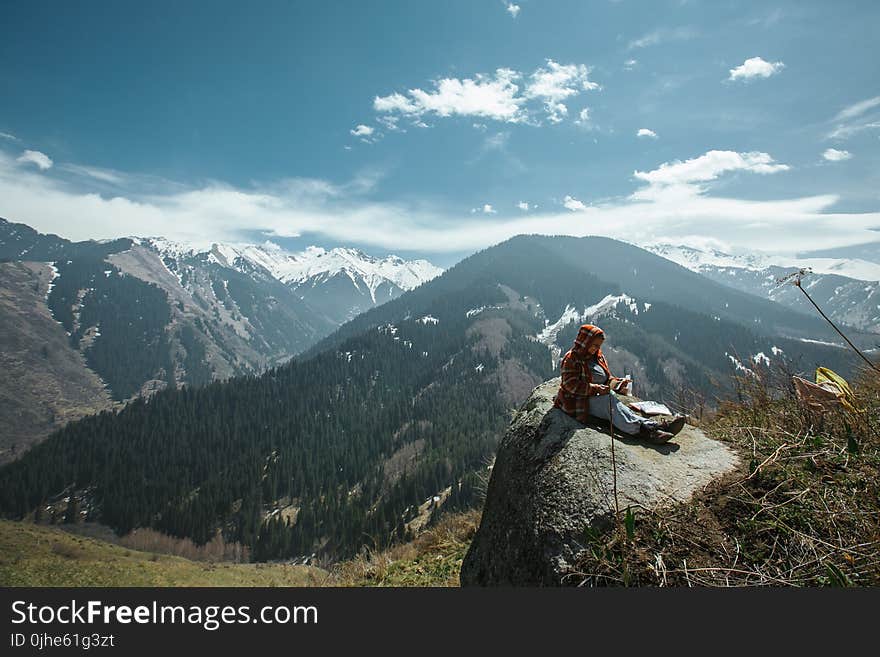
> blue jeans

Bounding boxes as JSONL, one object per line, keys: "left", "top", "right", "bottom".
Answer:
{"left": 588, "top": 392, "right": 658, "bottom": 436}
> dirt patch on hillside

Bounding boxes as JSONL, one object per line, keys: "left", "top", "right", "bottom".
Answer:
{"left": 0, "top": 262, "right": 114, "bottom": 463}
{"left": 467, "top": 317, "right": 511, "bottom": 357}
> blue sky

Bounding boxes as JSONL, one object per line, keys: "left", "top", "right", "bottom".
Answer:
{"left": 1, "top": 0, "right": 878, "bottom": 267}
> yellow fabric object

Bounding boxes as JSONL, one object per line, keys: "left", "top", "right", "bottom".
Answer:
{"left": 815, "top": 367, "right": 860, "bottom": 413}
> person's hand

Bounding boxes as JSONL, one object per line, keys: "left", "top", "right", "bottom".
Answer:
{"left": 595, "top": 384, "right": 611, "bottom": 395}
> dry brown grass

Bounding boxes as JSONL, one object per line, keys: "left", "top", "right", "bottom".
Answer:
{"left": 568, "top": 363, "right": 880, "bottom": 587}
{"left": 119, "top": 527, "right": 250, "bottom": 562}
{"left": 325, "top": 510, "right": 480, "bottom": 586}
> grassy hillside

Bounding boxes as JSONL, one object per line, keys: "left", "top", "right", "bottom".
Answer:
{"left": 325, "top": 510, "right": 479, "bottom": 587}
{"left": 0, "top": 520, "right": 326, "bottom": 587}
{"left": 0, "top": 511, "right": 478, "bottom": 587}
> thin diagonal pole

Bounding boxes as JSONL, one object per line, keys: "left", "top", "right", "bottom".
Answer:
{"left": 608, "top": 388, "right": 621, "bottom": 526}
{"left": 794, "top": 280, "right": 880, "bottom": 374}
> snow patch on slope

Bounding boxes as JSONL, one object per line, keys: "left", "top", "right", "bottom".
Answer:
{"left": 535, "top": 294, "right": 644, "bottom": 347}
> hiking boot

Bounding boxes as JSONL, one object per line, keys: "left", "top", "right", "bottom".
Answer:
{"left": 659, "top": 415, "right": 687, "bottom": 436}
{"left": 647, "top": 429, "right": 675, "bottom": 444}
{"left": 637, "top": 425, "right": 675, "bottom": 444}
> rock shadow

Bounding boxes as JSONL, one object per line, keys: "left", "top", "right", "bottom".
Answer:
{"left": 582, "top": 417, "right": 682, "bottom": 455}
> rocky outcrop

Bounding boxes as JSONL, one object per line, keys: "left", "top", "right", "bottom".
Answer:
{"left": 460, "top": 378, "right": 740, "bottom": 586}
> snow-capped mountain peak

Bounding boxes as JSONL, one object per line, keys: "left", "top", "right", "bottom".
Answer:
{"left": 642, "top": 242, "right": 880, "bottom": 333}
{"left": 644, "top": 242, "right": 880, "bottom": 282}
{"left": 141, "top": 237, "right": 442, "bottom": 295}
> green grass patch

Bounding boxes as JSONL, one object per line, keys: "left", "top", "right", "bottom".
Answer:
{"left": 0, "top": 520, "right": 327, "bottom": 587}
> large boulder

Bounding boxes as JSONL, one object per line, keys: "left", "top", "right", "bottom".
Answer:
{"left": 460, "top": 378, "right": 740, "bottom": 586}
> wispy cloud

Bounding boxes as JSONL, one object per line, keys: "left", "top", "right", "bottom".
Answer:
{"left": 727, "top": 57, "right": 785, "bottom": 81}
{"left": 505, "top": 3, "right": 520, "bottom": 18}
{"left": 827, "top": 122, "right": 880, "bottom": 140}
{"left": 481, "top": 131, "right": 510, "bottom": 153}
{"left": 373, "top": 60, "right": 599, "bottom": 127}
{"left": 834, "top": 96, "right": 880, "bottom": 121}
{"left": 627, "top": 27, "right": 697, "bottom": 50}
{"left": 574, "top": 108, "right": 592, "bottom": 128}
{"left": 637, "top": 128, "right": 658, "bottom": 138}
{"left": 623, "top": 59, "right": 638, "bottom": 71}
{"left": 16, "top": 149, "right": 53, "bottom": 170}
{"left": 823, "top": 148, "right": 852, "bottom": 162}
{"left": 1, "top": 148, "right": 877, "bottom": 258}
{"left": 377, "top": 115, "right": 404, "bottom": 132}
{"left": 0, "top": 132, "right": 19, "bottom": 141}
{"left": 468, "top": 130, "right": 526, "bottom": 175}
{"left": 746, "top": 8, "right": 784, "bottom": 28}
{"left": 826, "top": 95, "right": 880, "bottom": 140}
{"left": 517, "top": 201, "right": 530, "bottom": 211}
{"left": 60, "top": 163, "right": 126, "bottom": 184}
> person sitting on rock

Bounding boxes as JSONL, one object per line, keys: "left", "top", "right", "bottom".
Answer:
{"left": 553, "top": 323, "right": 686, "bottom": 444}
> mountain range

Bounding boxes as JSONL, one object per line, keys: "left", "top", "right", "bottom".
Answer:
{"left": 644, "top": 243, "right": 880, "bottom": 335}
{"left": 0, "top": 233, "right": 867, "bottom": 562}
{"left": 0, "top": 217, "right": 441, "bottom": 461}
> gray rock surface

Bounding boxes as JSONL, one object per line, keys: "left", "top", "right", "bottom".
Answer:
{"left": 460, "top": 378, "right": 740, "bottom": 586}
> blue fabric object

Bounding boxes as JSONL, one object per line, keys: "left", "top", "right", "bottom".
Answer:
{"left": 585, "top": 355, "right": 657, "bottom": 436}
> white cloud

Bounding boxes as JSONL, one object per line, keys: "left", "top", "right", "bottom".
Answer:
{"left": 827, "top": 96, "right": 880, "bottom": 140}
{"left": 546, "top": 103, "right": 568, "bottom": 123}
{"left": 375, "top": 68, "right": 523, "bottom": 123}
{"left": 633, "top": 150, "right": 789, "bottom": 188}
{"left": 517, "top": 201, "right": 530, "bottom": 211}
{"left": 747, "top": 8, "right": 784, "bottom": 28}
{"left": 574, "top": 108, "right": 592, "bottom": 128}
{"left": 483, "top": 204, "right": 496, "bottom": 214}
{"left": 727, "top": 57, "right": 785, "bottom": 81}
{"left": 59, "top": 163, "right": 126, "bottom": 184}
{"left": 482, "top": 132, "right": 510, "bottom": 151}
{"left": 0, "top": 132, "right": 18, "bottom": 141}
{"left": 350, "top": 124, "right": 374, "bottom": 137}
{"left": 834, "top": 96, "right": 880, "bottom": 122}
{"left": 16, "top": 149, "right": 53, "bottom": 170}
{"left": 377, "top": 115, "right": 404, "bottom": 132}
{"left": 822, "top": 148, "right": 852, "bottom": 162}
{"left": 525, "top": 60, "right": 599, "bottom": 102}
{"left": 506, "top": 3, "right": 520, "bottom": 18}
{"left": 623, "top": 59, "right": 638, "bottom": 71}
{"left": 827, "top": 121, "right": 880, "bottom": 140}
{"left": 373, "top": 92, "right": 419, "bottom": 114}
{"left": 628, "top": 27, "right": 697, "bottom": 50}
{"left": 1, "top": 148, "right": 877, "bottom": 261}
{"left": 563, "top": 195, "right": 587, "bottom": 211}
{"left": 373, "top": 60, "right": 599, "bottom": 127}
{"left": 637, "top": 128, "right": 658, "bottom": 138}
{"left": 349, "top": 124, "right": 380, "bottom": 144}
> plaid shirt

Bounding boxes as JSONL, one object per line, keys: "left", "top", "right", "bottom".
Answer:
{"left": 553, "top": 324, "right": 612, "bottom": 423}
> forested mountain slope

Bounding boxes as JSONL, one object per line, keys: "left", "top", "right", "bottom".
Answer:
{"left": 0, "top": 235, "right": 858, "bottom": 562}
